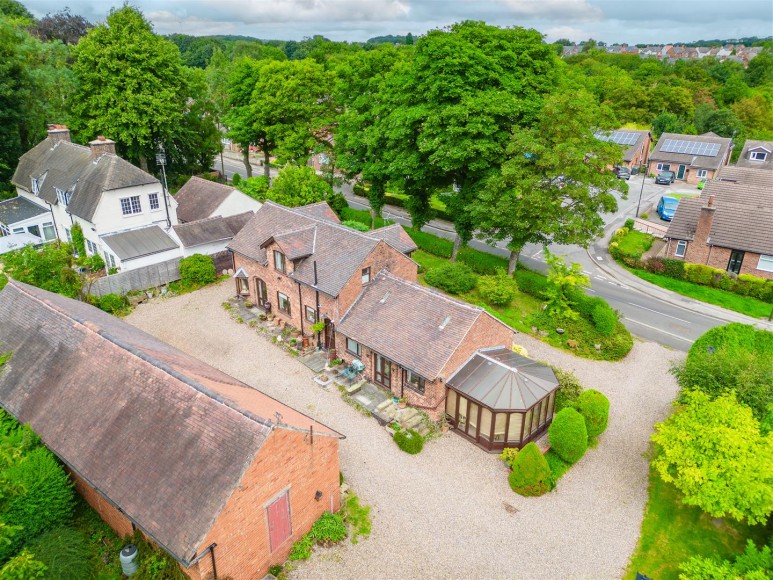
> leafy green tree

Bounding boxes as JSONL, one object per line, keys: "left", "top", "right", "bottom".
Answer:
{"left": 0, "top": 18, "right": 28, "bottom": 196}
{"left": 2, "top": 243, "right": 81, "bottom": 298}
{"left": 267, "top": 165, "right": 333, "bottom": 207}
{"left": 651, "top": 390, "right": 773, "bottom": 524}
{"left": 679, "top": 540, "right": 773, "bottom": 579}
{"left": 543, "top": 251, "right": 590, "bottom": 320}
{"left": 652, "top": 111, "right": 687, "bottom": 138}
{"left": 0, "top": 549, "right": 47, "bottom": 578}
{"left": 745, "top": 49, "right": 773, "bottom": 86}
{"left": 472, "top": 91, "right": 622, "bottom": 273}
{"left": 717, "top": 74, "right": 751, "bottom": 106}
{"left": 0, "top": 0, "right": 31, "bottom": 20}
{"left": 70, "top": 6, "right": 187, "bottom": 171}
{"left": 235, "top": 175, "right": 269, "bottom": 201}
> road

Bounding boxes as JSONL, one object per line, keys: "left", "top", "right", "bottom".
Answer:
{"left": 215, "top": 155, "right": 723, "bottom": 350}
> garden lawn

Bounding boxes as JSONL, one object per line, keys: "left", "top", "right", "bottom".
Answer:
{"left": 614, "top": 230, "right": 653, "bottom": 258}
{"left": 625, "top": 470, "right": 770, "bottom": 580}
{"left": 631, "top": 269, "right": 772, "bottom": 319}
{"left": 339, "top": 207, "right": 394, "bottom": 229}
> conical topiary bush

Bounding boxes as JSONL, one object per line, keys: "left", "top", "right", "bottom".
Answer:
{"left": 508, "top": 442, "right": 553, "bottom": 497}
{"left": 575, "top": 389, "right": 610, "bottom": 438}
{"left": 548, "top": 407, "right": 588, "bottom": 464}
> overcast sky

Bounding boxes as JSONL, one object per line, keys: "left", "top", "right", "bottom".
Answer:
{"left": 23, "top": 0, "right": 773, "bottom": 45}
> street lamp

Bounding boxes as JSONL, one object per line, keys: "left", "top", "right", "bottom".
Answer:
{"left": 635, "top": 169, "right": 646, "bottom": 218}
{"left": 155, "top": 144, "right": 172, "bottom": 228}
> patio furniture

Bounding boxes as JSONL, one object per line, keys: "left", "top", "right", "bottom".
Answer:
{"left": 339, "top": 359, "right": 365, "bottom": 381}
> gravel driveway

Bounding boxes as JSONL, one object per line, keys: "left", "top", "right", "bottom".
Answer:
{"left": 126, "top": 281, "right": 682, "bottom": 580}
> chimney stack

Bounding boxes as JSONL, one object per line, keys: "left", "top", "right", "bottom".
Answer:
{"left": 47, "top": 124, "right": 71, "bottom": 145}
{"left": 89, "top": 136, "right": 116, "bottom": 160}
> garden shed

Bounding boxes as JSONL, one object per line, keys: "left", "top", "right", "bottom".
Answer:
{"left": 445, "top": 347, "right": 559, "bottom": 451}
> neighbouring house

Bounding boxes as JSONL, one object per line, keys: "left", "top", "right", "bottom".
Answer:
{"left": 0, "top": 232, "right": 41, "bottom": 255}
{"left": 172, "top": 211, "right": 255, "bottom": 267}
{"left": 0, "top": 280, "right": 342, "bottom": 580}
{"left": 647, "top": 132, "right": 733, "bottom": 184}
{"left": 0, "top": 196, "right": 56, "bottom": 241}
{"left": 595, "top": 129, "right": 652, "bottom": 169}
{"left": 664, "top": 168, "right": 773, "bottom": 279}
{"left": 11, "top": 125, "right": 180, "bottom": 272}
{"left": 717, "top": 165, "right": 773, "bottom": 187}
{"left": 227, "top": 200, "right": 418, "bottom": 342}
{"left": 174, "top": 176, "right": 262, "bottom": 223}
{"left": 735, "top": 139, "right": 773, "bottom": 171}
{"left": 335, "top": 270, "right": 522, "bottom": 430}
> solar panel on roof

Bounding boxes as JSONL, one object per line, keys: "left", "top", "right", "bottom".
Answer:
{"left": 594, "top": 131, "right": 640, "bottom": 146}
{"left": 661, "top": 139, "right": 722, "bottom": 157}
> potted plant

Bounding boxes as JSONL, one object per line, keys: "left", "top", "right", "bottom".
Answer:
{"left": 398, "top": 397, "right": 407, "bottom": 409}
{"left": 310, "top": 321, "right": 326, "bottom": 334}
{"left": 440, "top": 416, "right": 449, "bottom": 433}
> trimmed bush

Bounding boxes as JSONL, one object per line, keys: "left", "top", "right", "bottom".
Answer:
{"left": 548, "top": 407, "right": 588, "bottom": 464}
{"left": 406, "top": 228, "right": 453, "bottom": 258}
{"left": 179, "top": 254, "right": 215, "bottom": 287}
{"left": 508, "top": 442, "right": 552, "bottom": 496}
{"left": 424, "top": 263, "right": 477, "bottom": 294}
{"left": 684, "top": 263, "right": 721, "bottom": 286}
{"left": 393, "top": 428, "right": 424, "bottom": 454}
{"left": 513, "top": 267, "right": 548, "bottom": 297}
{"left": 97, "top": 293, "right": 127, "bottom": 314}
{"left": 457, "top": 248, "right": 508, "bottom": 275}
{"left": 591, "top": 303, "right": 618, "bottom": 336}
{"left": 569, "top": 290, "right": 606, "bottom": 320}
{"left": 499, "top": 447, "right": 519, "bottom": 469}
{"left": 552, "top": 367, "right": 584, "bottom": 412}
{"left": 575, "top": 389, "right": 610, "bottom": 438}
{"left": 341, "top": 220, "right": 369, "bottom": 232}
{"left": 478, "top": 269, "right": 518, "bottom": 306}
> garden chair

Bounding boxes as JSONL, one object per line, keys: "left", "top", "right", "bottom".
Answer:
{"left": 339, "top": 359, "right": 365, "bottom": 381}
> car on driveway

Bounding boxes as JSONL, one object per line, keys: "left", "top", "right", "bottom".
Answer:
{"left": 655, "top": 170, "right": 675, "bottom": 185}
{"left": 657, "top": 195, "right": 679, "bottom": 221}
{"left": 613, "top": 166, "right": 631, "bottom": 180}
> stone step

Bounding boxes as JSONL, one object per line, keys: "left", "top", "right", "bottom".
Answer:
{"left": 344, "top": 381, "right": 363, "bottom": 395}
{"left": 375, "top": 399, "right": 393, "bottom": 413}
{"left": 417, "top": 425, "right": 430, "bottom": 437}
{"left": 402, "top": 413, "right": 423, "bottom": 431}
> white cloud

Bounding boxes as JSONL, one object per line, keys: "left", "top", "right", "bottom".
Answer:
{"left": 497, "top": 0, "right": 603, "bottom": 21}
{"left": 543, "top": 25, "right": 588, "bottom": 42}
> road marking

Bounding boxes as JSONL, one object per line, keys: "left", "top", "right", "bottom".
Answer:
{"left": 625, "top": 303, "right": 691, "bottom": 324}
{"left": 623, "top": 318, "right": 694, "bottom": 343}
{"left": 531, "top": 249, "right": 543, "bottom": 259}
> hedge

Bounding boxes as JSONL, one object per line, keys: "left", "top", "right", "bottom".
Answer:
{"left": 425, "top": 263, "right": 477, "bottom": 294}
{"left": 179, "top": 254, "right": 216, "bottom": 286}
{"left": 393, "top": 429, "right": 424, "bottom": 454}
{"left": 513, "top": 267, "right": 549, "bottom": 297}
{"left": 508, "top": 442, "right": 553, "bottom": 496}
{"left": 575, "top": 389, "right": 610, "bottom": 438}
{"left": 548, "top": 408, "right": 588, "bottom": 464}
{"left": 406, "top": 228, "right": 453, "bottom": 258}
{"left": 591, "top": 303, "right": 618, "bottom": 336}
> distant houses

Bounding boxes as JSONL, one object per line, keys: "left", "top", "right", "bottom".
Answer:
{"left": 562, "top": 43, "right": 765, "bottom": 65}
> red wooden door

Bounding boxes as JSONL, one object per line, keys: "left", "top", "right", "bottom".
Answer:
{"left": 267, "top": 492, "right": 291, "bottom": 552}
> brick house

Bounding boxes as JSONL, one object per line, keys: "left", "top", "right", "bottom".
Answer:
{"left": 227, "top": 201, "right": 418, "bottom": 347}
{"left": 0, "top": 280, "right": 342, "bottom": 580}
{"left": 595, "top": 129, "right": 652, "bottom": 169}
{"left": 664, "top": 168, "right": 773, "bottom": 279}
{"left": 648, "top": 132, "right": 733, "bottom": 184}
{"left": 735, "top": 139, "right": 773, "bottom": 171}
{"left": 335, "top": 271, "right": 517, "bottom": 424}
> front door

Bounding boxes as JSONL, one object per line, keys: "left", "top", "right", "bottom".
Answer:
{"left": 323, "top": 318, "right": 335, "bottom": 351}
{"left": 727, "top": 250, "right": 745, "bottom": 275}
{"left": 255, "top": 277, "right": 268, "bottom": 308}
{"left": 374, "top": 353, "right": 391, "bottom": 389}
{"left": 677, "top": 164, "right": 686, "bottom": 180}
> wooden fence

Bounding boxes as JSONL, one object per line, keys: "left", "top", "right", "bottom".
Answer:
{"left": 632, "top": 217, "right": 668, "bottom": 238}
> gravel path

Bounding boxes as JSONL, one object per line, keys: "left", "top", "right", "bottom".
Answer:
{"left": 126, "top": 281, "right": 682, "bottom": 580}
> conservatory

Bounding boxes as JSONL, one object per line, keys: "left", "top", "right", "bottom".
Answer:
{"left": 445, "top": 347, "right": 560, "bottom": 452}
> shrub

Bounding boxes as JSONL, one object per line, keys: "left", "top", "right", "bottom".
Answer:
{"left": 424, "top": 263, "right": 477, "bottom": 294}
{"left": 393, "top": 428, "right": 424, "bottom": 454}
{"left": 341, "top": 219, "right": 369, "bottom": 232}
{"left": 405, "top": 228, "right": 453, "bottom": 258}
{"left": 341, "top": 492, "right": 372, "bottom": 544}
{"left": 179, "top": 254, "right": 215, "bottom": 287}
{"left": 309, "top": 512, "right": 347, "bottom": 545}
{"left": 552, "top": 367, "right": 584, "bottom": 412}
{"left": 684, "top": 263, "right": 721, "bottom": 286}
{"left": 26, "top": 526, "right": 90, "bottom": 579}
{"left": 507, "top": 442, "right": 552, "bottom": 496}
{"left": 327, "top": 192, "right": 349, "bottom": 217}
{"left": 477, "top": 269, "right": 518, "bottom": 306}
{"left": 624, "top": 218, "right": 635, "bottom": 230}
{"left": 0, "top": 448, "right": 75, "bottom": 561}
{"left": 513, "top": 268, "right": 548, "bottom": 297}
{"left": 457, "top": 248, "right": 508, "bottom": 275}
{"left": 288, "top": 534, "right": 313, "bottom": 561}
{"left": 97, "top": 293, "right": 127, "bottom": 314}
{"left": 499, "top": 447, "right": 519, "bottom": 469}
{"left": 591, "top": 303, "right": 618, "bottom": 336}
{"left": 544, "top": 449, "right": 572, "bottom": 483}
{"left": 575, "top": 389, "right": 610, "bottom": 438}
{"left": 231, "top": 173, "right": 241, "bottom": 185}
{"left": 548, "top": 408, "right": 588, "bottom": 464}
{"left": 640, "top": 212, "right": 649, "bottom": 219}
{"left": 568, "top": 289, "right": 605, "bottom": 319}
{"left": 737, "top": 274, "right": 773, "bottom": 302}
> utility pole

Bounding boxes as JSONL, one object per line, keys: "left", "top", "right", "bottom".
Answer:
{"left": 635, "top": 171, "right": 646, "bottom": 218}
{"left": 155, "top": 144, "right": 172, "bottom": 228}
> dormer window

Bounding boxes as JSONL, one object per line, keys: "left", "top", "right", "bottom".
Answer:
{"left": 56, "top": 188, "right": 71, "bottom": 206}
{"left": 361, "top": 267, "right": 371, "bottom": 284}
{"left": 750, "top": 151, "right": 767, "bottom": 161}
{"left": 31, "top": 178, "right": 39, "bottom": 195}
{"left": 273, "top": 250, "right": 286, "bottom": 273}
{"left": 120, "top": 195, "right": 142, "bottom": 216}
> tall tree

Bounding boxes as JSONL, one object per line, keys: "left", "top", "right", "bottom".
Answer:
{"left": 472, "top": 90, "right": 623, "bottom": 274}
{"left": 375, "top": 21, "right": 559, "bottom": 257}
{"left": 70, "top": 6, "right": 186, "bottom": 171}
{"left": 32, "top": 8, "right": 91, "bottom": 45}
{"left": 0, "top": 17, "right": 28, "bottom": 196}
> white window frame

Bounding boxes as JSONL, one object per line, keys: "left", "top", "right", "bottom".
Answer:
{"left": 346, "top": 338, "right": 361, "bottom": 356}
{"left": 750, "top": 151, "right": 767, "bottom": 161}
{"left": 675, "top": 240, "right": 687, "bottom": 258}
{"left": 304, "top": 305, "right": 316, "bottom": 323}
{"left": 56, "top": 188, "right": 71, "bottom": 206}
{"left": 85, "top": 239, "right": 98, "bottom": 255}
{"left": 757, "top": 255, "right": 773, "bottom": 273}
{"left": 64, "top": 228, "right": 72, "bottom": 242}
{"left": 120, "top": 195, "right": 142, "bottom": 216}
{"left": 697, "top": 169, "right": 708, "bottom": 178}
{"left": 104, "top": 251, "right": 117, "bottom": 270}
{"left": 31, "top": 178, "right": 39, "bottom": 195}
{"left": 277, "top": 291, "right": 291, "bottom": 314}
{"left": 149, "top": 192, "right": 160, "bottom": 211}
{"left": 656, "top": 163, "right": 671, "bottom": 171}
{"left": 12, "top": 227, "right": 24, "bottom": 235}
{"left": 0, "top": 224, "right": 8, "bottom": 236}
{"left": 361, "top": 267, "right": 371, "bottom": 285}
{"left": 274, "top": 250, "right": 286, "bottom": 273}
{"left": 42, "top": 221, "right": 56, "bottom": 241}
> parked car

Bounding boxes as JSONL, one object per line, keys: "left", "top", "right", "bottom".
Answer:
{"left": 655, "top": 170, "right": 676, "bottom": 185}
{"left": 657, "top": 195, "right": 679, "bottom": 221}
{"left": 697, "top": 179, "right": 707, "bottom": 190}
{"left": 613, "top": 166, "right": 631, "bottom": 180}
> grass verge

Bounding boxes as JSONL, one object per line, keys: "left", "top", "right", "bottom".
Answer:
{"left": 625, "top": 469, "right": 770, "bottom": 580}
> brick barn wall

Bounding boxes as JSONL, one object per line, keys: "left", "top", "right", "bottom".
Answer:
{"left": 664, "top": 242, "right": 773, "bottom": 280}
{"left": 192, "top": 428, "right": 340, "bottom": 580}
{"left": 71, "top": 472, "right": 134, "bottom": 539}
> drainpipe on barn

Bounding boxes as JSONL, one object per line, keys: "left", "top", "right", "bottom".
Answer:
{"left": 296, "top": 281, "right": 304, "bottom": 337}
{"left": 314, "top": 261, "right": 321, "bottom": 349}
{"left": 189, "top": 543, "right": 217, "bottom": 579}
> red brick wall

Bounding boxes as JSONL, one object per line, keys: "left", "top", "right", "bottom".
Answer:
{"left": 625, "top": 134, "right": 652, "bottom": 168}
{"left": 665, "top": 242, "right": 773, "bottom": 280}
{"left": 71, "top": 472, "right": 134, "bottom": 539}
{"left": 192, "top": 428, "right": 340, "bottom": 580}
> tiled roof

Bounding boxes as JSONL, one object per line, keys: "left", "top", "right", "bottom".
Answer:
{"left": 0, "top": 196, "right": 48, "bottom": 226}
{"left": 174, "top": 176, "right": 235, "bottom": 223}
{"left": 717, "top": 166, "right": 773, "bottom": 187}
{"left": 101, "top": 225, "right": 179, "bottom": 261}
{"left": 267, "top": 226, "right": 316, "bottom": 260}
{"left": 447, "top": 347, "right": 559, "bottom": 411}
{"left": 734, "top": 141, "right": 773, "bottom": 171}
{"left": 365, "top": 224, "right": 417, "bottom": 254}
{"left": 0, "top": 281, "right": 338, "bottom": 565}
{"left": 294, "top": 201, "right": 341, "bottom": 223}
{"left": 666, "top": 181, "right": 773, "bottom": 255}
{"left": 228, "top": 201, "right": 415, "bottom": 298}
{"left": 596, "top": 129, "right": 650, "bottom": 163}
{"left": 173, "top": 211, "right": 254, "bottom": 248}
{"left": 337, "top": 271, "right": 511, "bottom": 379}
{"left": 12, "top": 138, "right": 158, "bottom": 221}
{"left": 649, "top": 132, "right": 732, "bottom": 170}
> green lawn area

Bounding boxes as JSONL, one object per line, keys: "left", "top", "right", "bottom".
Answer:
{"left": 668, "top": 193, "right": 700, "bottom": 201}
{"left": 615, "top": 230, "right": 653, "bottom": 258}
{"left": 630, "top": 268, "right": 773, "bottom": 319}
{"left": 626, "top": 470, "right": 770, "bottom": 580}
